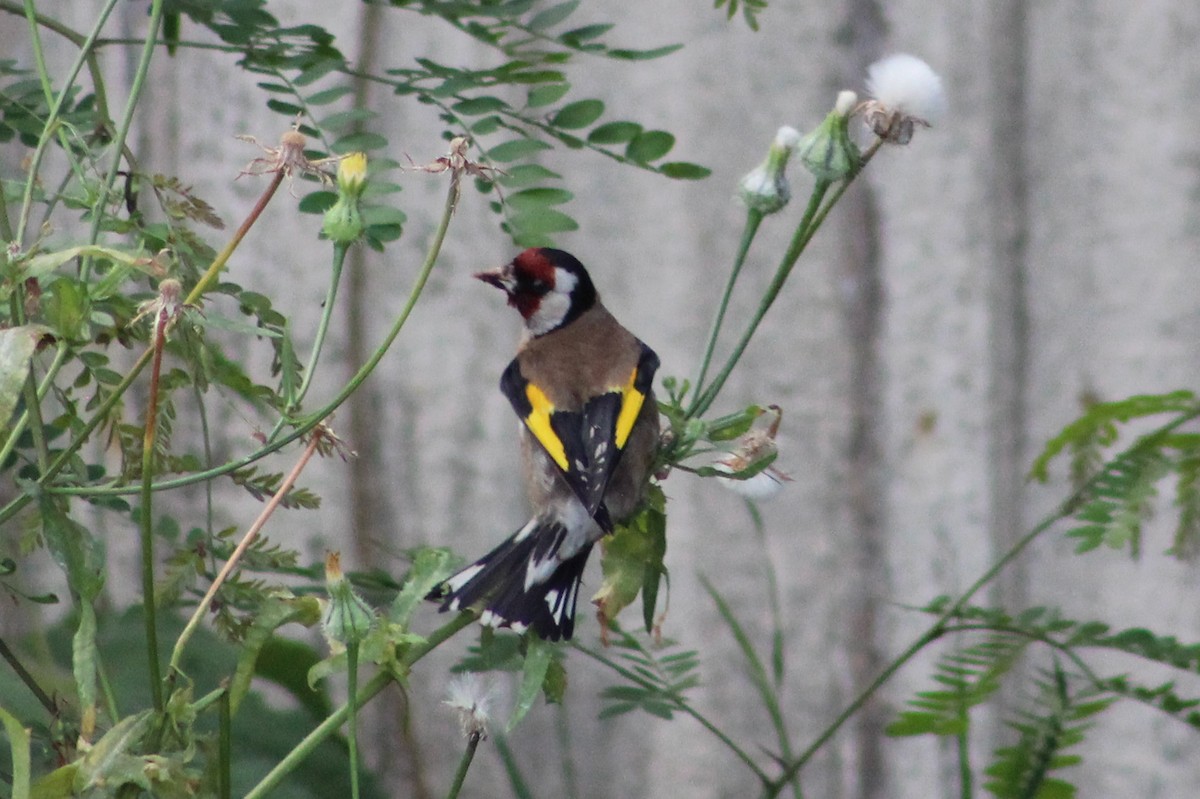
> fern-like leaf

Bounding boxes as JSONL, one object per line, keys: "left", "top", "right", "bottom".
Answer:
{"left": 593, "top": 623, "right": 700, "bottom": 721}
{"left": 1064, "top": 445, "right": 1169, "bottom": 556}
{"left": 888, "top": 632, "right": 1028, "bottom": 737}
{"left": 1028, "top": 391, "right": 1195, "bottom": 483}
{"left": 983, "top": 666, "right": 1105, "bottom": 799}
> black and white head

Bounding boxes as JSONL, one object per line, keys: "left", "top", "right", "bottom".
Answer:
{"left": 475, "top": 248, "right": 598, "bottom": 336}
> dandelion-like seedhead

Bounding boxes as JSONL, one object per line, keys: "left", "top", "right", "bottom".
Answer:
{"left": 862, "top": 53, "right": 946, "bottom": 144}
{"left": 444, "top": 673, "right": 496, "bottom": 739}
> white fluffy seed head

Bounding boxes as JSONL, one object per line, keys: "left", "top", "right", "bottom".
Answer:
{"left": 866, "top": 53, "right": 946, "bottom": 124}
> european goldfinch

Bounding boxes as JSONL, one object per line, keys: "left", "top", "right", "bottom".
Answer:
{"left": 434, "top": 248, "right": 660, "bottom": 641}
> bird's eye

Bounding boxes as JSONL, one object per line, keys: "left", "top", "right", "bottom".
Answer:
{"left": 528, "top": 279, "right": 550, "bottom": 293}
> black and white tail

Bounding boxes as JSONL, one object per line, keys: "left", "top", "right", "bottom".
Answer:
{"left": 431, "top": 519, "right": 592, "bottom": 641}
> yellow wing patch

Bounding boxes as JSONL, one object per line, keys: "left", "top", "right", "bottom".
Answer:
{"left": 613, "top": 367, "right": 645, "bottom": 449}
{"left": 524, "top": 383, "right": 569, "bottom": 470}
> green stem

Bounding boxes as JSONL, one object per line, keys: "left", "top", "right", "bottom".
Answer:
{"left": 691, "top": 209, "right": 763, "bottom": 403}
{"left": 689, "top": 180, "right": 829, "bottom": 419}
{"left": 445, "top": 732, "right": 481, "bottom": 799}
{"left": 242, "top": 612, "right": 475, "bottom": 799}
{"left": 691, "top": 139, "right": 886, "bottom": 420}
{"left": 219, "top": 688, "right": 232, "bottom": 799}
{"left": 12, "top": 0, "right": 120, "bottom": 247}
{"left": 80, "top": 0, "right": 165, "bottom": 277}
{"left": 284, "top": 242, "right": 349, "bottom": 422}
{"left": 347, "top": 642, "right": 361, "bottom": 799}
{"left": 140, "top": 307, "right": 170, "bottom": 713}
{"left": 0, "top": 637, "right": 56, "bottom": 716}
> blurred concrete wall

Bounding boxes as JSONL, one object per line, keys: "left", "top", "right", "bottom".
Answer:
{"left": 5, "top": 1, "right": 1200, "bottom": 797}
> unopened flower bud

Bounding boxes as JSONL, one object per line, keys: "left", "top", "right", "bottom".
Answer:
{"left": 322, "top": 152, "right": 368, "bottom": 243}
{"left": 796, "top": 92, "right": 862, "bottom": 181}
{"left": 336, "top": 152, "right": 368, "bottom": 199}
{"left": 322, "top": 552, "right": 374, "bottom": 645}
{"left": 737, "top": 126, "right": 801, "bottom": 215}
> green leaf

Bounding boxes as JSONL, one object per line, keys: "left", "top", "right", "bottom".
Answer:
{"left": 299, "top": 190, "right": 338, "bottom": 214}
{"left": 0, "top": 705, "right": 31, "bottom": 799}
{"left": 40, "top": 496, "right": 105, "bottom": 601}
{"left": 389, "top": 547, "right": 458, "bottom": 629}
{"left": 526, "top": 83, "right": 571, "bottom": 108}
{"left": 527, "top": 0, "right": 580, "bottom": 31}
{"left": 0, "top": 325, "right": 49, "bottom": 432}
{"left": 594, "top": 487, "right": 667, "bottom": 629}
{"left": 560, "top": 23, "right": 614, "bottom": 43}
{"left": 488, "top": 138, "right": 553, "bottom": 162}
{"left": 266, "top": 98, "right": 304, "bottom": 116}
{"left": 508, "top": 637, "right": 554, "bottom": 731}
{"left": 230, "top": 593, "right": 322, "bottom": 714}
{"left": 587, "top": 121, "right": 642, "bottom": 145}
{"left": 506, "top": 187, "right": 573, "bottom": 211}
{"left": 625, "top": 130, "right": 675, "bottom": 163}
{"left": 319, "top": 108, "right": 377, "bottom": 132}
{"left": 608, "top": 44, "right": 684, "bottom": 61}
{"left": 73, "top": 711, "right": 154, "bottom": 794}
{"left": 306, "top": 85, "right": 355, "bottom": 105}
{"left": 659, "top": 161, "right": 712, "bottom": 180}
{"left": 453, "top": 96, "right": 509, "bottom": 115}
{"left": 498, "top": 163, "right": 562, "bottom": 187}
{"left": 333, "top": 131, "right": 388, "bottom": 152}
{"left": 551, "top": 99, "right": 604, "bottom": 129}
{"left": 506, "top": 208, "right": 579, "bottom": 235}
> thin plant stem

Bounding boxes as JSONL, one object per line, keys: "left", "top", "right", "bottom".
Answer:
{"left": 219, "top": 687, "right": 232, "bottom": 799}
{"left": 280, "top": 241, "right": 349, "bottom": 427}
{"left": 347, "top": 642, "right": 361, "bottom": 799}
{"left": 242, "top": 612, "right": 475, "bottom": 799}
{"left": 691, "top": 209, "right": 764, "bottom": 402}
{"left": 169, "top": 430, "right": 323, "bottom": 674}
{"left": 691, "top": 139, "right": 886, "bottom": 420}
{"left": 0, "top": 637, "right": 56, "bottom": 716}
{"left": 140, "top": 305, "right": 170, "bottom": 712}
{"left": 689, "top": 179, "right": 829, "bottom": 420}
{"left": 79, "top": 0, "right": 165, "bottom": 280}
{"left": 445, "top": 732, "right": 482, "bottom": 799}
{"left": 957, "top": 720, "right": 973, "bottom": 799}
{"left": 12, "top": 0, "right": 121, "bottom": 247}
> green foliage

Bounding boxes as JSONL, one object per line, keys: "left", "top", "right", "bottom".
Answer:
{"left": 887, "top": 633, "right": 1028, "bottom": 737}
{"left": 983, "top": 666, "right": 1103, "bottom": 799}
{"left": 592, "top": 624, "right": 700, "bottom": 721}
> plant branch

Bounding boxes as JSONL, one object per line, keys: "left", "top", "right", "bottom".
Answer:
{"left": 139, "top": 305, "right": 171, "bottom": 713}
{"left": 169, "top": 428, "right": 323, "bottom": 674}
{"left": 445, "top": 731, "right": 482, "bottom": 799}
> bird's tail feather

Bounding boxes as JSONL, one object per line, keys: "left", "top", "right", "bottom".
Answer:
{"left": 431, "top": 520, "right": 592, "bottom": 641}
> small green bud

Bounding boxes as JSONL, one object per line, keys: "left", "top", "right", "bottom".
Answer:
{"left": 322, "top": 552, "right": 374, "bottom": 645}
{"left": 737, "top": 126, "right": 801, "bottom": 215}
{"left": 796, "top": 91, "right": 861, "bottom": 181}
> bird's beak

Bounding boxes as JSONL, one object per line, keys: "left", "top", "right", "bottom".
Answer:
{"left": 474, "top": 264, "right": 514, "bottom": 292}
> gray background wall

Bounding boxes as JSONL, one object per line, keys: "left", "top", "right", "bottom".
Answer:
{"left": 4, "top": 1, "right": 1200, "bottom": 797}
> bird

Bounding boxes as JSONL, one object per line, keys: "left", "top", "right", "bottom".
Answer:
{"left": 432, "top": 247, "right": 660, "bottom": 641}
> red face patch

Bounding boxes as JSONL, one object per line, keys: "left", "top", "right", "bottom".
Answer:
{"left": 512, "top": 248, "right": 556, "bottom": 287}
